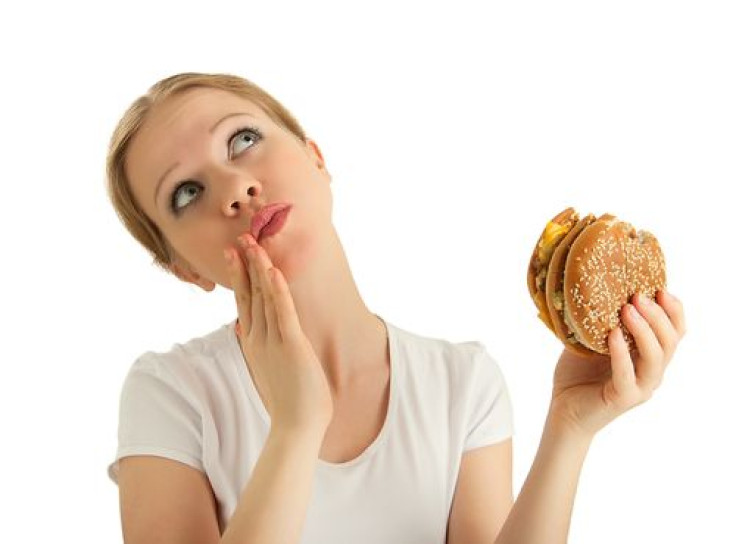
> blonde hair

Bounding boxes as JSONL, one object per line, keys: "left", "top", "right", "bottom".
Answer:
{"left": 105, "top": 72, "right": 308, "bottom": 273}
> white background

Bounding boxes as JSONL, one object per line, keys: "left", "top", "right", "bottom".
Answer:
{"left": 1, "top": 0, "right": 733, "bottom": 542}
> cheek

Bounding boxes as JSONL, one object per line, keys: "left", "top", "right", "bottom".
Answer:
{"left": 169, "top": 231, "right": 227, "bottom": 278}
{"left": 269, "top": 230, "right": 316, "bottom": 283}
{"left": 294, "top": 168, "right": 333, "bottom": 218}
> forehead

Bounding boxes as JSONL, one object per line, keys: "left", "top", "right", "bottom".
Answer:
{"left": 147, "top": 87, "right": 266, "bottom": 130}
{"left": 125, "top": 87, "right": 269, "bottom": 214}
{"left": 133, "top": 87, "right": 269, "bottom": 154}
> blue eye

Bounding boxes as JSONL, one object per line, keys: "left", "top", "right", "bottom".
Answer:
{"left": 170, "top": 181, "right": 203, "bottom": 214}
{"left": 229, "top": 127, "right": 262, "bottom": 158}
{"left": 168, "top": 126, "right": 263, "bottom": 215}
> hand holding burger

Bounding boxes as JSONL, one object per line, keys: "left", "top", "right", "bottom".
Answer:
{"left": 527, "top": 207, "right": 687, "bottom": 438}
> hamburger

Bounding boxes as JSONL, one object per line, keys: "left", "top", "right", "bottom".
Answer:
{"left": 528, "top": 207, "right": 667, "bottom": 356}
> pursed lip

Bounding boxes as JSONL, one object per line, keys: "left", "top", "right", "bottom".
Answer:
{"left": 249, "top": 203, "right": 293, "bottom": 241}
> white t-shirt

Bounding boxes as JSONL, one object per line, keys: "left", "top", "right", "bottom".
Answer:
{"left": 108, "top": 315, "right": 514, "bottom": 542}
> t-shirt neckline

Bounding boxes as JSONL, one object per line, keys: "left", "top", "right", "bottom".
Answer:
{"left": 226, "top": 313, "right": 398, "bottom": 469}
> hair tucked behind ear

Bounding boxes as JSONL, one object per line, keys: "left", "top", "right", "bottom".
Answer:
{"left": 105, "top": 72, "right": 308, "bottom": 273}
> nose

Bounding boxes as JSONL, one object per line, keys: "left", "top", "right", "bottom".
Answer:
{"left": 213, "top": 167, "right": 262, "bottom": 215}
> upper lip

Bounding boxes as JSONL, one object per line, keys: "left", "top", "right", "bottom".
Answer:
{"left": 250, "top": 203, "right": 292, "bottom": 240}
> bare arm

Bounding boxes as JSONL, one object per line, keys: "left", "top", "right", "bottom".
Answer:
{"left": 494, "top": 413, "right": 591, "bottom": 544}
{"left": 446, "top": 416, "right": 589, "bottom": 544}
{"left": 449, "top": 291, "right": 685, "bottom": 544}
{"left": 119, "top": 429, "right": 324, "bottom": 544}
{"left": 119, "top": 231, "right": 333, "bottom": 543}
{"left": 220, "top": 429, "right": 324, "bottom": 544}
{"left": 496, "top": 290, "right": 684, "bottom": 543}
{"left": 221, "top": 235, "right": 332, "bottom": 543}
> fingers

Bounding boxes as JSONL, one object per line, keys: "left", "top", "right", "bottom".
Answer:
{"left": 238, "top": 234, "right": 286, "bottom": 342}
{"left": 612, "top": 290, "right": 686, "bottom": 402}
{"left": 225, "top": 245, "right": 252, "bottom": 335}
{"left": 656, "top": 289, "right": 687, "bottom": 339}
{"left": 621, "top": 302, "right": 663, "bottom": 390}
{"left": 269, "top": 266, "right": 301, "bottom": 340}
{"left": 606, "top": 327, "right": 639, "bottom": 407}
{"left": 240, "top": 235, "right": 268, "bottom": 338}
{"left": 633, "top": 292, "right": 681, "bottom": 363}
{"left": 250, "top": 245, "right": 279, "bottom": 342}
{"left": 238, "top": 236, "right": 302, "bottom": 342}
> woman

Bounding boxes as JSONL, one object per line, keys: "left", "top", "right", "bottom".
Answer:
{"left": 106, "top": 72, "right": 686, "bottom": 544}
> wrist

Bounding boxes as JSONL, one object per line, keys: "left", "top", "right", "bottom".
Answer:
{"left": 545, "top": 402, "right": 597, "bottom": 447}
{"left": 269, "top": 424, "right": 327, "bottom": 450}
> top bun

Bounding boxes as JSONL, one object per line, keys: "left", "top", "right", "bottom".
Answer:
{"left": 528, "top": 208, "right": 667, "bottom": 356}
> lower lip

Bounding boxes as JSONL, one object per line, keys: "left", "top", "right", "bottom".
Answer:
{"left": 258, "top": 207, "right": 291, "bottom": 241}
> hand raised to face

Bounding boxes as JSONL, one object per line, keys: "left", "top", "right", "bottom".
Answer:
{"left": 225, "top": 233, "right": 333, "bottom": 435}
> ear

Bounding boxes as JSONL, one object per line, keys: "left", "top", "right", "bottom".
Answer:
{"left": 305, "top": 138, "right": 331, "bottom": 182}
{"left": 169, "top": 258, "right": 216, "bottom": 292}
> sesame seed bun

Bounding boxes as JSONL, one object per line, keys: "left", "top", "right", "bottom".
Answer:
{"left": 529, "top": 208, "right": 667, "bottom": 356}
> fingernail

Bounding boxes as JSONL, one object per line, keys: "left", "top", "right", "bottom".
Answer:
{"left": 627, "top": 304, "right": 641, "bottom": 319}
{"left": 224, "top": 248, "right": 233, "bottom": 264}
{"left": 639, "top": 293, "right": 653, "bottom": 306}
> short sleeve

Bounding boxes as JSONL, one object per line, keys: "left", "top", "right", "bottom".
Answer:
{"left": 107, "top": 356, "right": 204, "bottom": 485}
{"left": 463, "top": 343, "right": 514, "bottom": 451}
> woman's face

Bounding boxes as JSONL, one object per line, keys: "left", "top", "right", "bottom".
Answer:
{"left": 126, "top": 87, "right": 333, "bottom": 290}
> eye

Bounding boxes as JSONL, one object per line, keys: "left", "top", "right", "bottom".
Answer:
{"left": 168, "top": 126, "right": 263, "bottom": 216}
{"left": 229, "top": 126, "right": 262, "bottom": 158}
{"left": 170, "top": 181, "right": 203, "bottom": 214}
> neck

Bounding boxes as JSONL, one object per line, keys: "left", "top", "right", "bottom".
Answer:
{"left": 277, "top": 226, "right": 387, "bottom": 391}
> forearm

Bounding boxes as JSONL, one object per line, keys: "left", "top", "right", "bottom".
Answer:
{"left": 221, "top": 429, "right": 323, "bottom": 544}
{"left": 495, "top": 412, "right": 593, "bottom": 544}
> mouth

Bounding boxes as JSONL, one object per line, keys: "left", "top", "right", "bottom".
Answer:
{"left": 251, "top": 204, "right": 292, "bottom": 242}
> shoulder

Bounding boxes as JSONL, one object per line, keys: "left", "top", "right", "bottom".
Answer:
{"left": 391, "top": 318, "right": 504, "bottom": 397}
{"left": 124, "top": 320, "right": 238, "bottom": 384}
{"left": 110, "top": 322, "right": 242, "bottom": 485}
{"left": 116, "top": 320, "right": 242, "bottom": 415}
{"left": 386, "top": 320, "right": 514, "bottom": 445}
{"left": 388, "top": 320, "right": 501, "bottom": 382}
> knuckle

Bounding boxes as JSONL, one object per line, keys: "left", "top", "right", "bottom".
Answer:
{"left": 615, "top": 392, "right": 638, "bottom": 411}
{"left": 636, "top": 383, "right": 655, "bottom": 401}
{"left": 627, "top": 304, "right": 643, "bottom": 323}
{"left": 661, "top": 347, "right": 674, "bottom": 364}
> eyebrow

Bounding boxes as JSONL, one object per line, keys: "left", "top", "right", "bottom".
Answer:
{"left": 153, "top": 112, "right": 258, "bottom": 208}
